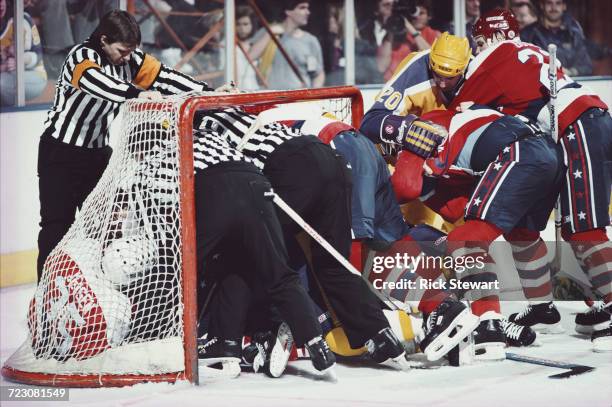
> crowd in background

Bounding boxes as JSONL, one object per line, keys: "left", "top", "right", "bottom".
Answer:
{"left": 1, "top": 0, "right": 611, "bottom": 106}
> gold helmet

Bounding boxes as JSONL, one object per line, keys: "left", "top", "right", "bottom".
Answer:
{"left": 429, "top": 32, "right": 471, "bottom": 78}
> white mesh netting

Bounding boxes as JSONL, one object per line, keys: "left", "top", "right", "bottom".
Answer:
{"left": 3, "top": 88, "right": 358, "bottom": 385}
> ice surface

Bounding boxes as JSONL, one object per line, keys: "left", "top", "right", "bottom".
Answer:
{"left": 2, "top": 224, "right": 611, "bottom": 406}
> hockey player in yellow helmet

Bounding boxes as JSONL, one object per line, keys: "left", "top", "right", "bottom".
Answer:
{"left": 360, "top": 32, "right": 471, "bottom": 232}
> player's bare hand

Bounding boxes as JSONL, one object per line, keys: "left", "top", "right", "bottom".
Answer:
{"left": 457, "top": 101, "right": 474, "bottom": 112}
{"left": 138, "top": 90, "right": 163, "bottom": 100}
{"left": 215, "top": 81, "right": 240, "bottom": 93}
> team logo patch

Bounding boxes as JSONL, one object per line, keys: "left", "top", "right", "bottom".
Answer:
{"left": 384, "top": 124, "right": 395, "bottom": 134}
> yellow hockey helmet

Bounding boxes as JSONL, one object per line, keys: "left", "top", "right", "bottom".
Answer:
{"left": 429, "top": 32, "right": 471, "bottom": 78}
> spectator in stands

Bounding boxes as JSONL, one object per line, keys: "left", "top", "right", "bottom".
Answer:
{"left": 466, "top": 0, "right": 481, "bottom": 52}
{"left": 521, "top": 0, "right": 593, "bottom": 76}
{"left": 0, "top": 0, "right": 47, "bottom": 106}
{"left": 358, "top": 0, "right": 393, "bottom": 48}
{"left": 377, "top": 0, "right": 441, "bottom": 81}
{"left": 322, "top": 3, "right": 344, "bottom": 86}
{"left": 235, "top": 5, "right": 259, "bottom": 90}
{"left": 250, "top": 0, "right": 324, "bottom": 89}
{"left": 511, "top": 1, "right": 538, "bottom": 29}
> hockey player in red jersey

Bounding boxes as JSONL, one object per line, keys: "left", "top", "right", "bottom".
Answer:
{"left": 454, "top": 8, "right": 611, "bottom": 351}
{"left": 391, "top": 105, "right": 562, "bottom": 358}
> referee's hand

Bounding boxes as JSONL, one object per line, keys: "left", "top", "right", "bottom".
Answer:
{"left": 138, "top": 90, "right": 163, "bottom": 100}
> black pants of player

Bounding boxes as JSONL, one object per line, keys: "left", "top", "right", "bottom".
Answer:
{"left": 37, "top": 135, "right": 111, "bottom": 281}
{"left": 263, "top": 136, "right": 389, "bottom": 348}
{"left": 195, "top": 161, "right": 321, "bottom": 346}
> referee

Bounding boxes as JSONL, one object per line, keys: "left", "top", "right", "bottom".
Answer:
{"left": 36, "top": 10, "right": 213, "bottom": 281}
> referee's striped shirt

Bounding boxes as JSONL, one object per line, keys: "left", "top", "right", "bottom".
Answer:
{"left": 196, "top": 108, "right": 301, "bottom": 170}
{"left": 42, "top": 39, "right": 212, "bottom": 148}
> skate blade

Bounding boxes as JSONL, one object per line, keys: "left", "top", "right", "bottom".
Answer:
{"left": 379, "top": 352, "right": 411, "bottom": 371}
{"left": 317, "top": 363, "right": 338, "bottom": 382}
{"left": 199, "top": 357, "right": 241, "bottom": 379}
{"left": 534, "top": 322, "right": 565, "bottom": 334}
{"left": 474, "top": 343, "right": 506, "bottom": 362}
{"left": 267, "top": 328, "right": 294, "bottom": 378}
{"left": 574, "top": 324, "right": 593, "bottom": 335}
{"left": 593, "top": 338, "right": 612, "bottom": 353}
{"left": 425, "top": 310, "right": 480, "bottom": 362}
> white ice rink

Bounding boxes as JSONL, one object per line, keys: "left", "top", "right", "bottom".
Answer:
{"left": 2, "top": 224, "right": 611, "bottom": 407}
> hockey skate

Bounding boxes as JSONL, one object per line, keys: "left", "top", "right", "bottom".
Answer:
{"left": 419, "top": 298, "right": 480, "bottom": 361}
{"left": 251, "top": 322, "right": 294, "bottom": 378}
{"left": 198, "top": 336, "right": 242, "bottom": 378}
{"left": 501, "top": 318, "right": 537, "bottom": 347}
{"left": 509, "top": 302, "right": 565, "bottom": 334}
{"left": 575, "top": 301, "right": 610, "bottom": 335}
{"left": 365, "top": 327, "right": 410, "bottom": 371}
{"left": 591, "top": 304, "right": 612, "bottom": 352}
{"left": 305, "top": 336, "right": 337, "bottom": 380}
{"left": 473, "top": 312, "right": 506, "bottom": 361}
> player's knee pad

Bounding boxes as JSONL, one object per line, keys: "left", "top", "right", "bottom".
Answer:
{"left": 447, "top": 220, "right": 502, "bottom": 243}
{"left": 562, "top": 228, "right": 609, "bottom": 243}
{"left": 504, "top": 227, "right": 540, "bottom": 243}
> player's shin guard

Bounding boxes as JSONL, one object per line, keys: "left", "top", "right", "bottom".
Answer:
{"left": 506, "top": 229, "right": 553, "bottom": 302}
{"left": 564, "top": 229, "right": 612, "bottom": 304}
{"left": 447, "top": 220, "right": 502, "bottom": 317}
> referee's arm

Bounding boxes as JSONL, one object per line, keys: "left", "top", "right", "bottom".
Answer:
{"left": 130, "top": 49, "right": 214, "bottom": 95}
{"left": 66, "top": 48, "right": 141, "bottom": 102}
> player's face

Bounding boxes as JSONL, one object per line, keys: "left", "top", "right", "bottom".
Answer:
{"left": 432, "top": 71, "right": 462, "bottom": 91}
{"left": 236, "top": 16, "right": 253, "bottom": 41}
{"left": 542, "top": 0, "right": 566, "bottom": 23}
{"left": 474, "top": 35, "right": 488, "bottom": 54}
{"left": 101, "top": 38, "right": 136, "bottom": 65}
{"left": 286, "top": 3, "right": 311, "bottom": 27}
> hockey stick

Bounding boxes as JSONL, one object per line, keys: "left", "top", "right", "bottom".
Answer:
{"left": 505, "top": 352, "right": 595, "bottom": 379}
{"left": 268, "top": 191, "right": 404, "bottom": 311}
{"left": 548, "top": 44, "right": 563, "bottom": 275}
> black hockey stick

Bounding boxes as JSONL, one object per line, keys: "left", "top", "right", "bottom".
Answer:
{"left": 505, "top": 352, "right": 595, "bottom": 379}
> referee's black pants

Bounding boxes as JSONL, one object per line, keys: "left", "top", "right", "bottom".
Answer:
{"left": 37, "top": 135, "right": 111, "bottom": 282}
{"left": 195, "top": 161, "right": 321, "bottom": 346}
{"left": 264, "top": 136, "right": 390, "bottom": 348}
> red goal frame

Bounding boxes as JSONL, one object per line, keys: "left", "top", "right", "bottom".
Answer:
{"left": 1, "top": 86, "right": 363, "bottom": 387}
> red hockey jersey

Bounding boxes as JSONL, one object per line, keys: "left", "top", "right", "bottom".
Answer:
{"left": 449, "top": 40, "right": 607, "bottom": 136}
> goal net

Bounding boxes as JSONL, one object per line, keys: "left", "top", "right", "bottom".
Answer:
{"left": 1, "top": 86, "right": 363, "bottom": 387}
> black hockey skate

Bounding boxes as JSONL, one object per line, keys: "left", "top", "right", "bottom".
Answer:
{"left": 473, "top": 314, "right": 506, "bottom": 361}
{"left": 575, "top": 301, "right": 610, "bottom": 335}
{"left": 365, "top": 327, "right": 410, "bottom": 370}
{"left": 591, "top": 304, "right": 611, "bottom": 352}
{"left": 305, "top": 336, "right": 337, "bottom": 378}
{"left": 420, "top": 298, "right": 480, "bottom": 361}
{"left": 198, "top": 337, "right": 242, "bottom": 378}
{"left": 509, "top": 302, "right": 564, "bottom": 333}
{"left": 251, "top": 322, "right": 294, "bottom": 378}
{"left": 501, "top": 318, "right": 537, "bottom": 347}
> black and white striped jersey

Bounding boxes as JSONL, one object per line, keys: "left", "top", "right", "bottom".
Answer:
{"left": 42, "top": 39, "right": 212, "bottom": 149}
{"left": 193, "top": 130, "right": 253, "bottom": 171}
{"left": 196, "top": 108, "right": 301, "bottom": 170}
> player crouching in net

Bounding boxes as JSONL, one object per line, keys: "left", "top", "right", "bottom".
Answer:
{"left": 195, "top": 107, "right": 411, "bottom": 377}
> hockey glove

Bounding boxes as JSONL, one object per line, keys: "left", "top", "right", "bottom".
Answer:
{"left": 379, "top": 114, "right": 418, "bottom": 146}
{"left": 400, "top": 119, "right": 448, "bottom": 158}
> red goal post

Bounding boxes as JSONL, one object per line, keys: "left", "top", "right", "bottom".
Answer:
{"left": 1, "top": 86, "right": 363, "bottom": 387}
